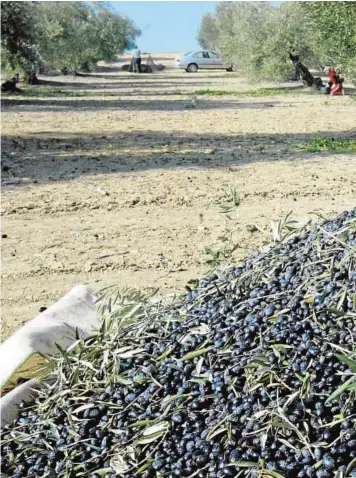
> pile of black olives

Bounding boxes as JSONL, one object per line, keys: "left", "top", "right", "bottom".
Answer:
{"left": 1, "top": 209, "right": 355, "bottom": 478}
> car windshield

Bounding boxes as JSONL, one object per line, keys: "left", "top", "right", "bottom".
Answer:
{"left": 184, "top": 51, "right": 192, "bottom": 56}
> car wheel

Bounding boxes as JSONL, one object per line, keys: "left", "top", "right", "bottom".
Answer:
{"left": 187, "top": 63, "right": 198, "bottom": 73}
{"left": 226, "top": 65, "right": 235, "bottom": 72}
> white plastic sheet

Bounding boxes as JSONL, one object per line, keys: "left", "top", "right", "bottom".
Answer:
{"left": 0, "top": 379, "right": 42, "bottom": 428}
{"left": 0, "top": 284, "right": 101, "bottom": 426}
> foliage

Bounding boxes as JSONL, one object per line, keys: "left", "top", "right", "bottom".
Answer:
{"left": 214, "top": 2, "right": 236, "bottom": 64}
{"left": 198, "top": 1, "right": 356, "bottom": 84}
{"left": 301, "top": 2, "right": 356, "bottom": 83}
{"left": 215, "top": 2, "right": 322, "bottom": 82}
{"left": 216, "top": 2, "right": 284, "bottom": 81}
{"left": 1, "top": 1, "right": 140, "bottom": 78}
{"left": 37, "top": 2, "right": 140, "bottom": 74}
{"left": 1, "top": 2, "right": 41, "bottom": 76}
{"left": 204, "top": 185, "right": 241, "bottom": 270}
{"left": 260, "top": 2, "right": 321, "bottom": 80}
{"left": 93, "top": 4, "right": 139, "bottom": 62}
{"left": 37, "top": 2, "right": 97, "bottom": 73}
{"left": 197, "top": 13, "right": 220, "bottom": 51}
{"left": 298, "top": 137, "right": 356, "bottom": 153}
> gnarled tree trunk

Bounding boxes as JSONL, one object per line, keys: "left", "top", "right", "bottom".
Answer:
{"left": 289, "top": 53, "right": 322, "bottom": 88}
{"left": 27, "top": 71, "right": 40, "bottom": 85}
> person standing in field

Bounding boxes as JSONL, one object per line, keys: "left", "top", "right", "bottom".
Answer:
{"left": 132, "top": 47, "right": 142, "bottom": 73}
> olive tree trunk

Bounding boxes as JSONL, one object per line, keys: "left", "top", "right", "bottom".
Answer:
{"left": 289, "top": 53, "right": 322, "bottom": 88}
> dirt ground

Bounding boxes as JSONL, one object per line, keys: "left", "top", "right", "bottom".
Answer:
{"left": 1, "top": 54, "right": 356, "bottom": 338}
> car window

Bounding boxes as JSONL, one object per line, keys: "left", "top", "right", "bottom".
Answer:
{"left": 209, "top": 52, "right": 219, "bottom": 59}
{"left": 194, "top": 52, "right": 204, "bottom": 58}
{"left": 203, "top": 52, "right": 209, "bottom": 58}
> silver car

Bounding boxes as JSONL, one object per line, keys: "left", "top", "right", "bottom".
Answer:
{"left": 174, "top": 50, "right": 233, "bottom": 73}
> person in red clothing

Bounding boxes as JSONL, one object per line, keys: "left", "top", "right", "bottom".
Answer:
{"left": 330, "top": 73, "right": 345, "bottom": 96}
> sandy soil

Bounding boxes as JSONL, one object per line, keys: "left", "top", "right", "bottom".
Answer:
{"left": 1, "top": 55, "right": 356, "bottom": 338}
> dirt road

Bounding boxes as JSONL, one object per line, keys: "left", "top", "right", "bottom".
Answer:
{"left": 2, "top": 55, "right": 356, "bottom": 337}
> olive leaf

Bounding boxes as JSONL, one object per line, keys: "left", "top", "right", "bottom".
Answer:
{"left": 326, "top": 376, "right": 356, "bottom": 403}
{"left": 335, "top": 353, "right": 356, "bottom": 372}
{"left": 181, "top": 347, "right": 211, "bottom": 361}
{"left": 110, "top": 454, "right": 129, "bottom": 474}
{"left": 231, "top": 461, "right": 259, "bottom": 467}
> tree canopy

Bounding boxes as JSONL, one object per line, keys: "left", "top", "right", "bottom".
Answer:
{"left": 197, "top": 13, "right": 219, "bottom": 52}
{"left": 1, "top": 2, "right": 40, "bottom": 73}
{"left": 301, "top": 1, "right": 356, "bottom": 82}
{"left": 1, "top": 1, "right": 140, "bottom": 77}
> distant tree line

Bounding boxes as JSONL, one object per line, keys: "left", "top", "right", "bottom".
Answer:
{"left": 198, "top": 2, "right": 356, "bottom": 84}
{"left": 1, "top": 1, "right": 141, "bottom": 79}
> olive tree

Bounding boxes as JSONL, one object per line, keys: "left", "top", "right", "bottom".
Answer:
{"left": 216, "top": 2, "right": 280, "bottom": 80}
{"left": 93, "top": 5, "right": 140, "bottom": 63}
{"left": 37, "top": 2, "right": 102, "bottom": 74}
{"left": 198, "top": 2, "right": 336, "bottom": 82}
{"left": 253, "top": 2, "right": 321, "bottom": 81}
{"left": 1, "top": 1, "right": 140, "bottom": 78}
{"left": 197, "top": 13, "right": 220, "bottom": 51}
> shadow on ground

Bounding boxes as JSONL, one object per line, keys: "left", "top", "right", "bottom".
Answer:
{"left": 2, "top": 130, "right": 355, "bottom": 187}
{"left": 3, "top": 77, "right": 220, "bottom": 89}
{"left": 1, "top": 96, "right": 282, "bottom": 113}
{"left": 2, "top": 71, "right": 355, "bottom": 185}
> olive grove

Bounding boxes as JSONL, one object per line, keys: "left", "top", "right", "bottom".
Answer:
{"left": 197, "top": 1, "right": 356, "bottom": 83}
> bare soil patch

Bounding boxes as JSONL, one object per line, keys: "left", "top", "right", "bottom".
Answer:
{"left": 2, "top": 57, "right": 355, "bottom": 338}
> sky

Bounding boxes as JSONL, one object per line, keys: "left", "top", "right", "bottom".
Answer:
{"left": 111, "top": 1, "right": 218, "bottom": 53}
{"left": 111, "top": 1, "right": 281, "bottom": 54}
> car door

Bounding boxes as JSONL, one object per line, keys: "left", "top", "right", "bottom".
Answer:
{"left": 208, "top": 52, "right": 224, "bottom": 69}
{"left": 193, "top": 51, "right": 210, "bottom": 69}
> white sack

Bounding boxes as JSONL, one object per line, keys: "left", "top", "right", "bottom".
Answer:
{"left": 0, "top": 284, "right": 101, "bottom": 425}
